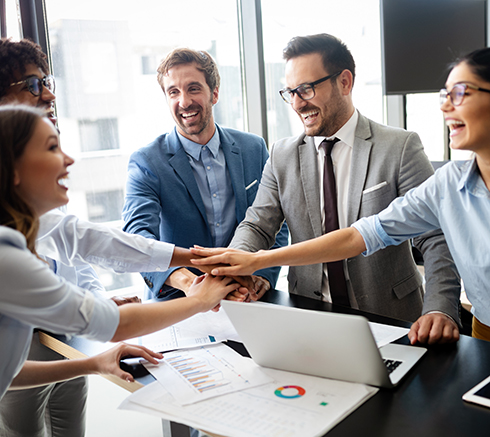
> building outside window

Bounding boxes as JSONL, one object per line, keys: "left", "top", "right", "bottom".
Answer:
{"left": 44, "top": 0, "right": 243, "bottom": 293}
{"left": 28, "top": 0, "right": 451, "bottom": 294}
{"left": 79, "top": 118, "right": 120, "bottom": 152}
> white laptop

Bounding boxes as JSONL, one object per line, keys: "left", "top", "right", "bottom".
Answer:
{"left": 221, "top": 300, "right": 426, "bottom": 388}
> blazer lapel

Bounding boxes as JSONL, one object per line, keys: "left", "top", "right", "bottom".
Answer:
{"left": 348, "top": 114, "right": 373, "bottom": 225}
{"left": 167, "top": 129, "right": 208, "bottom": 224}
{"left": 219, "top": 127, "right": 247, "bottom": 220}
{"left": 299, "top": 135, "right": 323, "bottom": 238}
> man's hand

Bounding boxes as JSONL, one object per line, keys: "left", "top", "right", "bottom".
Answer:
{"left": 111, "top": 296, "right": 141, "bottom": 306}
{"left": 408, "top": 313, "right": 460, "bottom": 345}
{"left": 165, "top": 268, "right": 198, "bottom": 295}
{"left": 224, "top": 275, "right": 270, "bottom": 302}
{"left": 248, "top": 276, "right": 270, "bottom": 300}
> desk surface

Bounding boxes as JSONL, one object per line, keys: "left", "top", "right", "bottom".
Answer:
{"left": 42, "top": 290, "right": 490, "bottom": 437}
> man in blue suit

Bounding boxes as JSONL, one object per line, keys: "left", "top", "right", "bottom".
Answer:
{"left": 123, "top": 48, "right": 288, "bottom": 300}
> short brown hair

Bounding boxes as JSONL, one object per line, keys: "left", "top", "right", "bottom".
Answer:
{"left": 157, "top": 48, "right": 220, "bottom": 93}
{"left": 283, "top": 34, "right": 356, "bottom": 85}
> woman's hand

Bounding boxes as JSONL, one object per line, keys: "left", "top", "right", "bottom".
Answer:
{"left": 186, "top": 274, "right": 241, "bottom": 312}
{"left": 89, "top": 343, "right": 163, "bottom": 383}
{"left": 190, "top": 246, "right": 261, "bottom": 277}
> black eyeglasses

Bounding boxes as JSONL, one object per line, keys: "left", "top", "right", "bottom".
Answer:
{"left": 439, "top": 82, "right": 490, "bottom": 107}
{"left": 9, "top": 75, "right": 56, "bottom": 97}
{"left": 279, "top": 71, "right": 341, "bottom": 104}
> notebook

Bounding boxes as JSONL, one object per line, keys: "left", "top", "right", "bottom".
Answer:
{"left": 221, "top": 300, "right": 426, "bottom": 388}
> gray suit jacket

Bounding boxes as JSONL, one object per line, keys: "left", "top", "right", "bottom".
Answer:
{"left": 231, "top": 113, "right": 461, "bottom": 323}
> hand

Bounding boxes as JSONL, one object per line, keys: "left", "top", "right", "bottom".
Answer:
{"left": 165, "top": 268, "right": 198, "bottom": 295}
{"left": 223, "top": 276, "right": 269, "bottom": 302}
{"left": 249, "top": 275, "right": 270, "bottom": 300}
{"left": 408, "top": 313, "right": 460, "bottom": 345}
{"left": 231, "top": 275, "right": 257, "bottom": 296}
{"left": 187, "top": 274, "right": 240, "bottom": 313}
{"left": 224, "top": 289, "right": 250, "bottom": 303}
{"left": 190, "top": 246, "right": 260, "bottom": 276}
{"left": 111, "top": 296, "right": 141, "bottom": 306}
{"left": 90, "top": 343, "right": 163, "bottom": 383}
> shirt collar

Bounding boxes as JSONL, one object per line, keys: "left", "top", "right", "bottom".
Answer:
{"left": 459, "top": 155, "right": 490, "bottom": 197}
{"left": 314, "top": 109, "right": 358, "bottom": 151}
{"left": 177, "top": 125, "right": 220, "bottom": 160}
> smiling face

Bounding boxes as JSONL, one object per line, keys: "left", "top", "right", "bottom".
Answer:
{"left": 3, "top": 64, "right": 57, "bottom": 125}
{"left": 163, "top": 62, "right": 219, "bottom": 145}
{"left": 284, "top": 53, "right": 354, "bottom": 138}
{"left": 441, "top": 62, "right": 490, "bottom": 156}
{"left": 14, "top": 118, "right": 74, "bottom": 217}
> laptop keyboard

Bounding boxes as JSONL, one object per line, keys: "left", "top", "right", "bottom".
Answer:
{"left": 383, "top": 358, "right": 403, "bottom": 374}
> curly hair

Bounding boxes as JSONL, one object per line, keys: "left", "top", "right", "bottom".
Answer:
{"left": 0, "top": 104, "right": 45, "bottom": 253}
{"left": 157, "top": 48, "right": 220, "bottom": 93}
{"left": 0, "top": 38, "right": 49, "bottom": 100}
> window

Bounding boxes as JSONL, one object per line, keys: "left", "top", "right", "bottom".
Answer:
{"left": 406, "top": 93, "right": 446, "bottom": 162}
{"left": 3, "top": 0, "right": 21, "bottom": 39}
{"left": 79, "top": 118, "right": 120, "bottom": 152}
{"left": 141, "top": 55, "right": 157, "bottom": 76}
{"left": 44, "top": 0, "right": 243, "bottom": 293}
{"left": 86, "top": 189, "right": 125, "bottom": 223}
{"left": 261, "top": 0, "right": 383, "bottom": 144}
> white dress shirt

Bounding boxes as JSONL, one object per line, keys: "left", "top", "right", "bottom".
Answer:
{"left": 37, "top": 210, "right": 175, "bottom": 273}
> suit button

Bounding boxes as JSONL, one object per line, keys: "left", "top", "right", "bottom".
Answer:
{"left": 143, "top": 277, "right": 154, "bottom": 289}
{"left": 314, "top": 291, "right": 321, "bottom": 297}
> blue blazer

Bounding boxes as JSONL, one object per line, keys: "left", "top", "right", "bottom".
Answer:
{"left": 122, "top": 125, "right": 288, "bottom": 298}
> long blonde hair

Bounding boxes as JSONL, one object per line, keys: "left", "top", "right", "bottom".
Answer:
{"left": 0, "top": 105, "right": 45, "bottom": 253}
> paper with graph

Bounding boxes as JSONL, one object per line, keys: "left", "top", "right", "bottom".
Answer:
{"left": 143, "top": 344, "right": 272, "bottom": 405}
{"left": 120, "top": 365, "right": 378, "bottom": 437}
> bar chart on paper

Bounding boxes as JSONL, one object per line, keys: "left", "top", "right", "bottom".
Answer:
{"left": 166, "top": 352, "right": 231, "bottom": 393}
{"left": 144, "top": 344, "right": 272, "bottom": 405}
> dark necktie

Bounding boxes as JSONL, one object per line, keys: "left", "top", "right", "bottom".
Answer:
{"left": 321, "top": 138, "right": 350, "bottom": 307}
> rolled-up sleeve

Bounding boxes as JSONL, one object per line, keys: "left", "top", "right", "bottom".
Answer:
{"left": 352, "top": 215, "right": 400, "bottom": 256}
{"left": 353, "top": 181, "right": 440, "bottom": 257}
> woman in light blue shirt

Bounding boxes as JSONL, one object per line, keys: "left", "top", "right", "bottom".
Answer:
{"left": 192, "top": 48, "right": 490, "bottom": 343}
{"left": 0, "top": 105, "right": 240, "bottom": 399}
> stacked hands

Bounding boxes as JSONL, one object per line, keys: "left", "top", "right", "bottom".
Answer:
{"left": 98, "top": 258, "right": 260, "bottom": 382}
{"left": 189, "top": 246, "right": 460, "bottom": 346}
{"left": 96, "top": 245, "right": 459, "bottom": 378}
{"left": 191, "top": 246, "right": 264, "bottom": 278}
{"left": 189, "top": 249, "right": 271, "bottom": 306}
{"left": 58, "top": 245, "right": 459, "bottom": 383}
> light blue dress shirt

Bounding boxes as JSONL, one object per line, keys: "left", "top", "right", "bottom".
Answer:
{"left": 353, "top": 157, "right": 490, "bottom": 325}
{"left": 0, "top": 226, "right": 120, "bottom": 400}
{"left": 178, "top": 129, "right": 236, "bottom": 248}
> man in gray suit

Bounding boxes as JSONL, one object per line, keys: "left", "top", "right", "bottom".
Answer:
{"left": 230, "top": 33, "right": 461, "bottom": 344}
